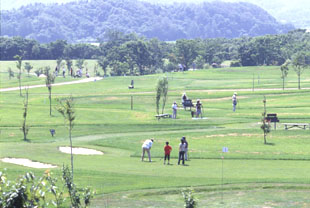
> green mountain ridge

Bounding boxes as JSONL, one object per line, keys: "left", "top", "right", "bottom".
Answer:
{"left": 1, "top": 0, "right": 293, "bottom": 43}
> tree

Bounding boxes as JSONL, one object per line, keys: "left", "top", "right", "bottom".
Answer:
{"left": 155, "top": 76, "right": 169, "bottom": 115}
{"left": 292, "top": 52, "right": 307, "bottom": 89}
{"left": 14, "top": 55, "right": 23, "bottom": 96}
{"left": 65, "top": 58, "right": 73, "bottom": 71}
{"left": 56, "top": 58, "right": 63, "bottom": 72}
{"left": 21, "top": 88, "right": 30, "bottom": 141}
{"left": 175, "top": 39, "right": 198, "bottom": 70}
{"left": 45, "top": 67, "right": 55, "bottom": 116}
{"left": 125, "top": 40, "right": 151, "bottom": 75}
{"left": 93, "top": 63, "right": 99, "bottom": 76}
{"left": 97, "top": 56, "right": 109, "bottom": 76}
{"left": 7, "top": 67, "right": 14, "bottom": 79}
{"left": 75, "top": 59, "right": 84, "bottom": 69}
{"left": 280, "top": 59, "right": 290, "bottom": 90}
{"left": 261, "top": 96, "right": 270, "bottom": 144}
{"left": 57, "top": 96, "right": 76, "bottom": 178}
{"left": 194, "top": 55, "right": 205, "bottom": 69}
{"left": 24, "top": 62, "right": 33, "bottom": 77}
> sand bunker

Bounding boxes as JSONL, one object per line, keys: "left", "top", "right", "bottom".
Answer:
{"left": 1, "top": 158, "right": 57, "bottom": 169}
{"left": 59, "top": 147, "right": 103, "bottom": 155}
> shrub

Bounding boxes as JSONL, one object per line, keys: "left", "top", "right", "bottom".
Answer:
{"left": 182, "top": 188, "right": 198, "bottom": 208}
{"left": 230, "top": 60, "right": 242, "bottom": 67}
{"left": 0, "top": 167, "right": 93, "bottom": 208}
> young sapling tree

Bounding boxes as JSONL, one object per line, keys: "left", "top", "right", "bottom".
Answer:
{"left": 45, "top": 67, "right": 56, "bottom": 116}
{"left": 280, "top": 59, "right": 290, "bottom": 90}
{"left": 14, "top": 55, "right": 23, "bottom": 96}
{"left": 24, "top": 62, "right": 33, "bottom": 77}
{"left": 57, "top": 96, "right": 76, "bottom": 178}
{"left": 7, "top": 67, "right": 14, "bottom": 79}
{"left": 21, "top": 88, "right": 30, "bottom": 141}
{"left": 261, "top": 96, "right": 270, "bottom": 144}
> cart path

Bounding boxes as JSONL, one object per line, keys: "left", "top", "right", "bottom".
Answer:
{"left": 118, "top": 87, "right": 310, "bottom": 95}
{"left": 0, "top": 77, "right": 103, "bottom": 92}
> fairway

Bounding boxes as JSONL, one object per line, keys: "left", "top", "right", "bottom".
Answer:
{"left": 1, "top": 61, "right": 310, "bottom": 207}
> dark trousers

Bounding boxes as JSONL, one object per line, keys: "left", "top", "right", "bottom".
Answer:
{"left": 164, "top": 154, "right": 170, "bottom": 161}
{"left": 178, "top": 151, "right": 185, "bottom": 165}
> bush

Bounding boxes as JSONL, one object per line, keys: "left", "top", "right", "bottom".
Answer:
{"left": 203, "top": 63, "right": 210, "bottom": 69}
{"left": 34, "top": 68, "right": 43, "bottom": 77}
{"left": 0, "top": 166, "right": 94, "bottom": 208}
{"left": 182, "top": 188, "right": 198, "bottom": 208}
{"left": 230, "top": 60, "right": 242, "bottom": 67}
{"left": 163, "top": 62, "right": 176, "bottom": 72}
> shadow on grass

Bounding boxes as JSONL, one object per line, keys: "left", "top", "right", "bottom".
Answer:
{"left": 265, "top": 142, "right": 275, "bottom": 146}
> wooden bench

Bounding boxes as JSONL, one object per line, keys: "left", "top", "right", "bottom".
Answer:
{"left": 155, "top": 114, "right": 171, "bottom": 119}
{"left": 266, "top": 113, "right": 279, "bottom": 129}
{"left": 282, "top": 123, "right": 310, "bottom": 130}
{"left": 182, "top": 99, "right": 194, "bottom": 111}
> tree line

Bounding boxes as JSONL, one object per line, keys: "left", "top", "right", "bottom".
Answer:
{"left": 1, "top": 29, "right": 310, "bottom": 76}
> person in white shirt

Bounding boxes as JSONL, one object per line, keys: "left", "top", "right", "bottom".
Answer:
{"left": 232, "top": 92, "right": 237, "bottom": 112}
{"left": 141, "top": 138, "right": 154, "bottom": 162}
{"left": 172, "top": 101, "right": 178, "bottom": 119}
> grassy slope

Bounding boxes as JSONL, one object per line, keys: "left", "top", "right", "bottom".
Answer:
{"left": 1, "top": 60, "right": 310, "bottom": 207}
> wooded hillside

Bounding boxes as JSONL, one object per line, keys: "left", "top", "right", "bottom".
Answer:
{"left": 1, "top": 0, "right": 294, "bottom": 43}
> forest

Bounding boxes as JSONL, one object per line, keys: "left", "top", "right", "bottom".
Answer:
{"left": 1, "top": 0, "right": 294, "bottom": 43}
{"left": 1, "top": 29, "right": 309, "bottom": 76}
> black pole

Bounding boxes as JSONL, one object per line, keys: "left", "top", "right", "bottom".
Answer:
{"left": 131, "top": 96, "right": 133, "bottom": 110}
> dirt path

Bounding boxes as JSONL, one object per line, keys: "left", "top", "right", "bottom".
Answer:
{"left": 0, "top": 77, "right": 103, "bottom": 92}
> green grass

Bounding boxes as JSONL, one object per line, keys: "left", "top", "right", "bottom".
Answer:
{"left": 1, "top": 60, "right": 310, "bottom": 207}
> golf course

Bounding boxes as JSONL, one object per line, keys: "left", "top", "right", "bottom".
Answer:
{"left": 1, "top": 60, "right": 310, "bottom": 207}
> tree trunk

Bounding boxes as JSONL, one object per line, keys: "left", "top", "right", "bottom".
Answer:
{"left": 49, "top": 89, "right": 52, "bottom": 116}
{"left": 18, "top": 77, "right": 22, "bottom": 97}
{"left": 264, "top": 133, "right": 267, "bottom": 144}
{"left": 69, "top": 124, "right": 74, "bottom": 179}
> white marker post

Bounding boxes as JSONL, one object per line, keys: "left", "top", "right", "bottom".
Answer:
{"left": 221, "top": 147, "right": 228, "bottom": 204}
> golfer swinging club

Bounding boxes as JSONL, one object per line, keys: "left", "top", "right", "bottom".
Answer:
{"left": 141, "top": 138, "right": 154, "bottom": 162}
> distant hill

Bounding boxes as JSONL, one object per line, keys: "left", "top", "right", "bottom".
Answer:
{"left": 143, "top": 0, "right": 310, "bottom": 29}
{"left": 1, "top": 0, "right": 294, "bottom": 43}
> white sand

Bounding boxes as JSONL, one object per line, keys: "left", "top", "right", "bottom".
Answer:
{"left": 1, "top": 158, "right": 57, "bottom": 169}
{"left": 59, "top": 147, "right": 103, "bottom": 155}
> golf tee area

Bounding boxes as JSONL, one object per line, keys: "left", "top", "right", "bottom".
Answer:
{"left": 1, "top": 61, "right": 310, "bottom": 207}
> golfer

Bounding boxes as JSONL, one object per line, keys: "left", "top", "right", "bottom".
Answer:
{"left": 178, "top": 139, "right": 186, "bottom": 165}
{"left": 182, "top": 137, "right": 189, "bottom": 160}
{"left": 172, "top": 101, "right": 178, "bottom": 119}
{"left": 232, "top": 92, "right": 237, "bottom": 112}
{"left": 141, "top": 138, "right": 154, "bottom": 162}
{"left": 196, "top": 99, "right": 202, "bottom": 118}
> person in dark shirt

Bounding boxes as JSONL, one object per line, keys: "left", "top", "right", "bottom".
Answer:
{"left": 196, "top": 99, "right": 202, "bottom": 118}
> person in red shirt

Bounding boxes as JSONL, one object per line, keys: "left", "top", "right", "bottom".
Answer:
{"left": 164, "top": 142, "right": 172, "bottom": 165}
